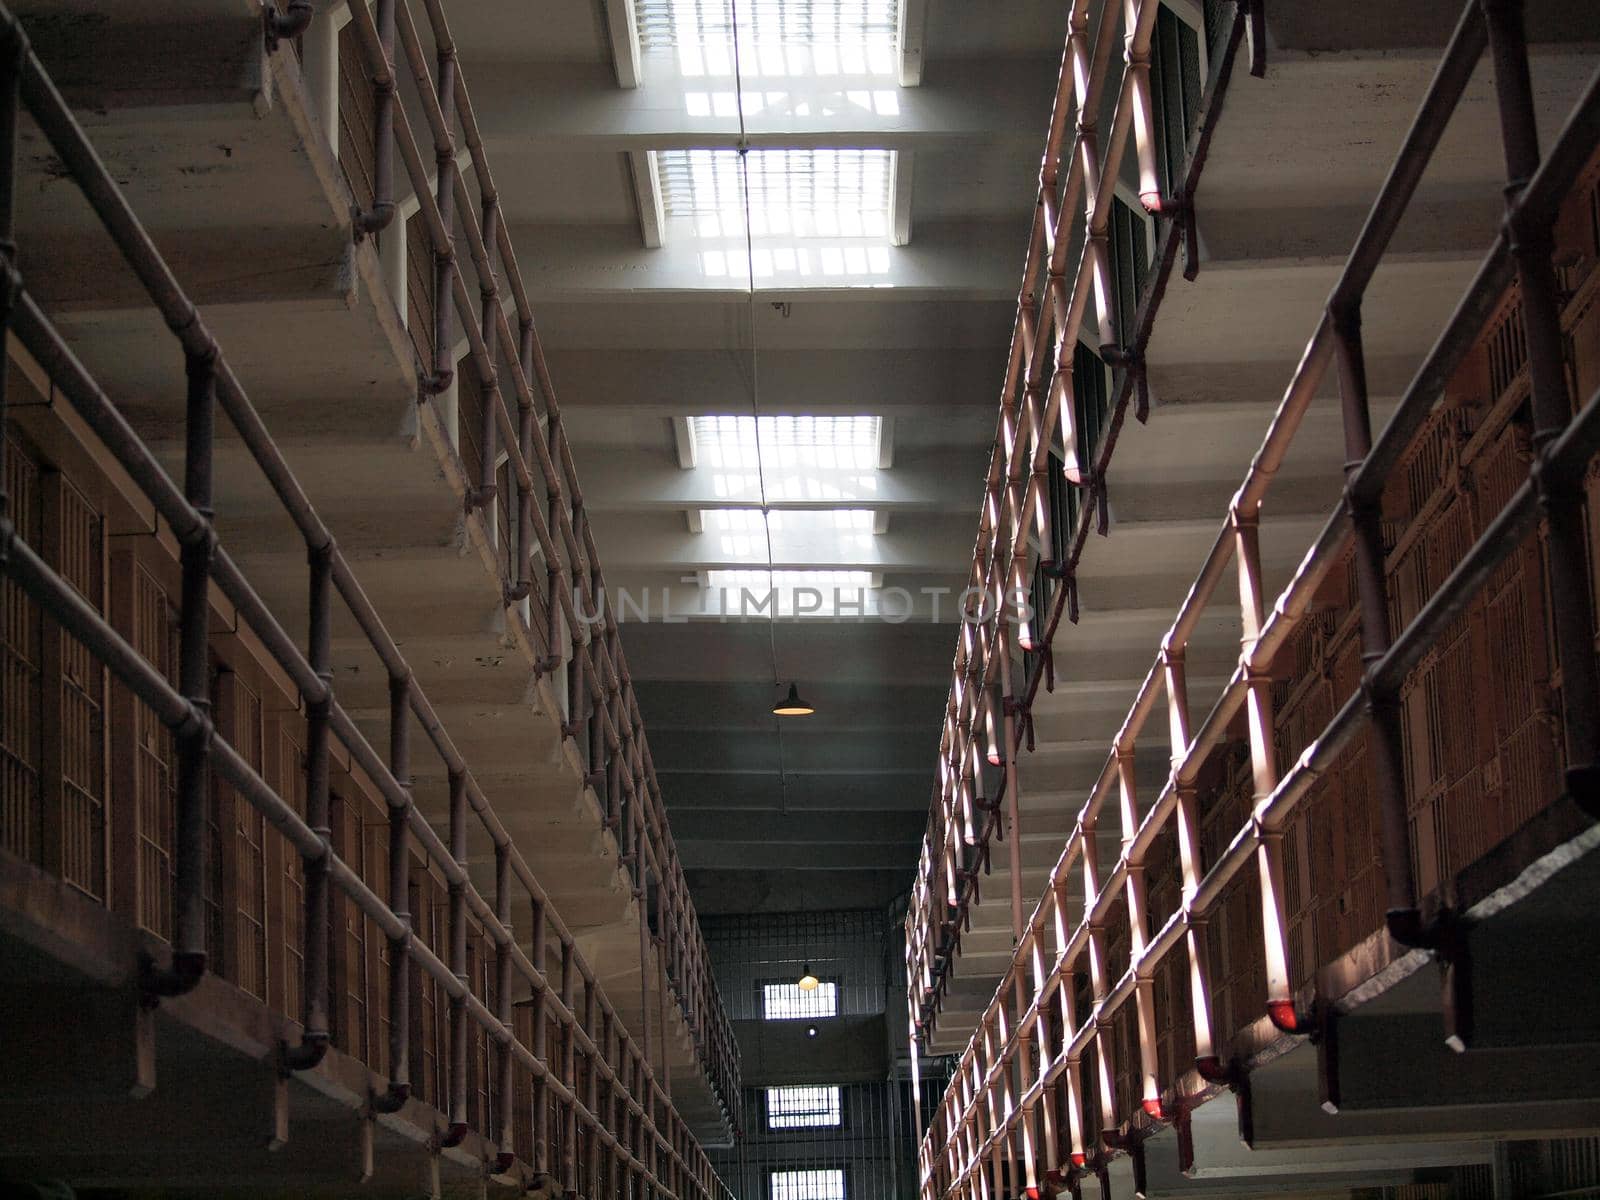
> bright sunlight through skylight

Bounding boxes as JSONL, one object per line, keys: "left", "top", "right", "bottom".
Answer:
{"left": 690, "top": 415, "right": 882, "bottom": 469}
{"left": 637, "top": 0, "right": 900, "bottom": 79}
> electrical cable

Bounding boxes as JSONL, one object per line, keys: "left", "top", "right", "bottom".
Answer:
{"left": 728, "top": 0, "right": 793, "bottom": 815}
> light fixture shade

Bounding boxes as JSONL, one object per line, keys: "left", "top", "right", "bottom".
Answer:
{"left": 773, "top": 682, "right": 815, "bottom": 717}
{"left": 797, "top": 962, "right": 820, "bottom": 991}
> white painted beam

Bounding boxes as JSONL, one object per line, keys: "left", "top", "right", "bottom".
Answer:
{"left": 897, "top": 0, "right": 929, "bottom": 86}
{"left": 570, "top": 449, "right": 981, "bottom": 514}
{"left": 546, "top": 348, "right": 1000, "bottom": 415}
{"left": 890, "top": 150, "right": 915, "bottom": 247}
{"left": 466, "top": 56, "right": 1056, "bottom": 153}
{"left": 626, "top": 149, "right": 665, "bottom": 248}
{"left": 585, "top": 511, "right": 974, "bottom": 571}
{"left": 507, "top": 218, "right": 1019, "bottom": 300}
{"left": 602, "top": 0, "right": 643, "bottom": 89}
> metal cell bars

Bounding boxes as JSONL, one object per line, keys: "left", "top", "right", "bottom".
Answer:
{"left": 0, "top": 12, "right": 726, "bottom": 1200}
{"left": 906, "top": 0, "right": 1245, "bottom": 1055}
{"left": 914, "top": 5, "right": 1600, "bottom": 1198}
{"left": 335, "top": 0, "right": 740, "bottom": 1121}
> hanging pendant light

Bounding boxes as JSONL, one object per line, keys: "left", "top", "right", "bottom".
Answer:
{"left": 772, "top": 681, "right": 815, "bottom": 717}
{"left": 797, "top": 961, "right": 820, "bottom": 991}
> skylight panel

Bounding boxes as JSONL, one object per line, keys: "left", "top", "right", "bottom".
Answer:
{"left": 638, "top": 0, "right": 899, "bottom": 78}
{"left": 766, "top": 1086, "right": 843, "bottom": 1130}
{"left": 700, "top": 509, "right": 874, "bottom": 531}
{"left": 658, "top": 149, "right": 895, "bottom": 240}
{"left": 690, "top": 415, "right": 883, "bottom": 470}
{"left": 700, "top": 509, "right": 875, "bottom": 563}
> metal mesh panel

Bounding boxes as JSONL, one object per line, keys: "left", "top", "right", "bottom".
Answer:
{"left": 2, "top": 436, "right": 42, "bottom": 865}
{"left": 338, "top": 794, "right": 370, "bottom": 1060}
{"left": 1110, "top": 195, "right": 1149, "bottom": 346}
{"left": 1150, "top": 6, "right": 1202, "bottom": 197}
{"left": 131, "top": 562, "right": 177, "bottom": 938}
{"left": 338, "top": 20, "right": 377, "bottom": 225}
{"left": 1202, "top": 0, "right": 1230, "bottom": 52}
{"left": 280, "top": 730, "right": 307, "bottom": 1023}
{"left": 54, "top": 477, "right": 106, "bottom": 899}
{"left": 227, "top": 676, "right": 269, "bottom": 1000}
{"left": 458, "top": 351, "right": 486, "bottom": 501}
{"left": 412, "top": 865, "right": 449, "bottom": 1108}
{"left": 405, "top": 209, "right": 436, "bottom": 371}
{"left": 1488, "top": 298, "right": 1528, "bottom": 400}
{"left": 1072, "top": 343, "right": 1109, "bottom": 483}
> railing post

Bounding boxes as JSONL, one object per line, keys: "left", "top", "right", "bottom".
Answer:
{"left": 1052, "top": 878, "right": 1087, "bottom": 1168}
{"left": 372, "top": 674, "right": 412, "bottom": 1111}
{"left": 1234, "top": 505, "right": 1300, "bottom": 1031}
{"left": 530, "top": 891, "right": 549, "bottom": 1171}
{"left": 512, "top": 320, "right": 537, "bottom": 601}
{"left": 561, "top": 938, "right": 578, "bottom": 1193}
{"left": 1119, "top": 743, "right": 1164, "bottom": 1119}
{"left": 142, "top": 346, "right": 217, "bottom": 1001}
{"left": 1333, "top": 302, "right": 1420, "bottom": 949}
{"left": 421, "top": 48, "right": 458, "bottom": 397}
{"left": 1079, "top": 820, "right": 1119, "bottom": 1137}
{"left": 1164, "top": 646, "right": 1220, "bottom": 1074}
{"left": 0, "top": 17, "right": 21, "bottom": 528}
{"left": 494, "top": 842, "right": 514, "bottom": 1155}
{"left": 473, "top": 195, "right": 500, "bottom": 513}
{"left": 996, "top": 593, "right": 1027, "bottom": 943}
{"left": 445, "top": 769, "right": 470, "bottom": 1144}
{"left": 1482, "top": 0, "right": 1600, "bottom": 797}
{"left": 353, "top": 0, "right": 396, "bottom": 237}
{"left": 284, "top": 541, "right": 334, "bottom": 1069}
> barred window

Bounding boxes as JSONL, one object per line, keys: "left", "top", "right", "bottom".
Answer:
{"left": 770, "top": 1168, "right": 846, "bottom": 1200}
{"left": 762, "top": 979, "right": 838, "bottom": 1019}
{"left": 766, "top": 1085, "right": 843, "bottom": 1129}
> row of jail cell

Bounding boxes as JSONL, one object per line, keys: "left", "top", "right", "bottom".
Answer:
{"left": 0, "top": 414, "right": 651, "bottom": 1179}
{"left": 332, "top": 8, "right": 739, "bottom": 1116}
{"left": 934, "top": 146, "right": 1600, "bottom": 1156}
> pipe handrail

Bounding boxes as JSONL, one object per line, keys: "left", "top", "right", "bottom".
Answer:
{"left": 0, "top": 4, "right": 734, "bottom": 1193}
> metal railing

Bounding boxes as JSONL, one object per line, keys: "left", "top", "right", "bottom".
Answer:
{"left": 908, "top": 0, "right": 1600, "bottom": 1196}
{"left": 333, "top": 0, "right": 739, "bottom": 1117}
{"left": 905, "top": 0, "right": 1250, "bottom": 1058}
{"left": 0, "top": 3, "right": 735, "bottom": 1196}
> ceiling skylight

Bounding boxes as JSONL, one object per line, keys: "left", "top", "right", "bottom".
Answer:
{"left": 690, "top": 415, "right": 883, "bottom": 470}
{"left": 658, "top": 149, "right": 894, "bottom": 241}
{"left": 637, "top": 0, "right": 899, "bottom": 79}
{"left": 700, "top": 508, "right": 876, "bottom": 561}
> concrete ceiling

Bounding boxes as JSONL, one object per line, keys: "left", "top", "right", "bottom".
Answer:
{"left": 436, "top": 0, "right": 1062, "bottom": 914}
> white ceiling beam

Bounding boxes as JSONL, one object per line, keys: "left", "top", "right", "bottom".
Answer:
{"left": 602, "top": 0, "right": 643, "bottom": 89}
{"left": 671, "top": 415, "right": 697, "bottom": 467}
{"left": 507, "top": 218, "right": 1019, "bottom": 301}
{"left": 897, "top": 0, "right": 930, "bottom": 86}
{"left": 576, "top": 448, "right": 972, "bottom": 508}
{"left": 546, "top": 348, "right": 1000, "bottom": 413}
{"left": 890, "top": 150, "right": 914, "bottom": 246}
{"left": 467, "top": 56, "right": 1055, "bottom": 153}
{"left": 583, "top": 512, "right": 975, "bottom": 572}
{"left": 626, "top": 149, "right": 665, "bottom": 248}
